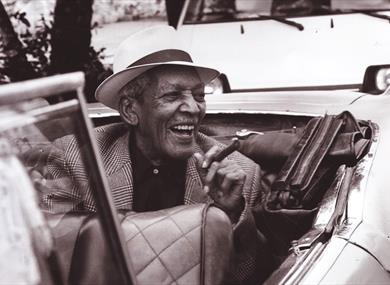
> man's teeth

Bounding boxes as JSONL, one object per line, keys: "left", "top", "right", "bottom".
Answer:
{"left": 173, "top": 125, "right": 194, "bottom": 131}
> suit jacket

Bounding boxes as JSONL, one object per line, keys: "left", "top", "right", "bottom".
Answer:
{"left": 42, "top": 123, "right": 268, "bottom": 284}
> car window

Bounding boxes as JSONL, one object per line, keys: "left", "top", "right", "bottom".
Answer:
{"left": 332, "top": 0, "right": 390, "bottom": 10}
{"left": 0, "top": 73, "right": 135, "bottom": 285}
{"left": 183, "top": 0, "right": 390, "bottom": 24}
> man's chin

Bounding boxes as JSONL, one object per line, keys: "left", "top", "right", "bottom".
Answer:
{"left": 164, "top": 131, "right": 198, "bottom": 160}
{"left": 165, "top": 145, "right": 196, "bottom": 161}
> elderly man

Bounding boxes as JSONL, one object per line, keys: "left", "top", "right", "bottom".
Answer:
{"left": 43, "top": 26, "right": 270, "bottom": 284}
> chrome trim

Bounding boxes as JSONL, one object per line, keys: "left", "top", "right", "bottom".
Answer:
{"left": 282, "top": 242, "right": 326, "bottom": 285}
{"left": 0, "top": 72, "right": 84, "bottom": 105}
{"left": 335, "top": 123, "right": 379, "bottom": 238}
{"left": 332, "top": 124, "right": 390, "bottom": 271}
{"left": 232, "top": 84, "right": 361, "bottom": 93}
{"left": 299, "top": 237, "right": 349, "bottom": 284}
{"left": 88, "top": 110, "right": 120, "bottom": 118}
{"left": 313, "top": 166, "right": 347, "bottom": 229}
{"left": 205, "top": 110, "right": 321, "bottom": 117}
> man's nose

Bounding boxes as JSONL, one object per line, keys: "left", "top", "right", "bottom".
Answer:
{"left": 179, "top": 95, "right": 201, "bottom": 114}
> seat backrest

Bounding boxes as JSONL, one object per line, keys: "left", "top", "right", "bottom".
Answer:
{"left": 68, "top": 204, "right": 233, "bottom": 285}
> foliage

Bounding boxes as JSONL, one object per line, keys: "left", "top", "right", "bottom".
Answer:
{"left": 0, "top": 9, "right": 112, "bottom": 101}
{"left": 83, "top": 45, "right": 113, "bottom": 102}
{"left": 0, "top": 11, "right": 50, "bottom": 82}
{"left": 16, "top": 11, "right": 51, "bottom": 75}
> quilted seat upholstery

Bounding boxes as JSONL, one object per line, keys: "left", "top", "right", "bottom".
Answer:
{"left": 69, "top": 204, "right": 233, "bottom": 285}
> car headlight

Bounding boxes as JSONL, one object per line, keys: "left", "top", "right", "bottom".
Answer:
{"left": 362, "top": 64, "right": 390, "bottom": 94}
{"left": 205, "top": 74, "right": 231, "bottom": 95}
{"left": 375, "top": 68, "right": 390, "bottom": 92}
{"left": 205, "top": 76, "right": 224, "bottom": 95}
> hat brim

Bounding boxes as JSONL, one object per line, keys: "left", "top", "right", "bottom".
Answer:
{"left": 95, "top": 61, "right": 220, "bottom": 110}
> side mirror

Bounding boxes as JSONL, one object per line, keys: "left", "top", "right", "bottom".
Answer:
{"left": 361, "top": 64, "right": 390, "bottom": 94}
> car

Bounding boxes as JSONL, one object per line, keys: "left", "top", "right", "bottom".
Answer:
{"left": 0, "top": 66, "right": 389, "bottom": 284}
{"left": 169, "top": 0, "right": 390, "bottom": 92}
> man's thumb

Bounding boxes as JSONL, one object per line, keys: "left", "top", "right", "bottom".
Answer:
{"left": 193, "top": 152, "right": 207, "bottom": 183}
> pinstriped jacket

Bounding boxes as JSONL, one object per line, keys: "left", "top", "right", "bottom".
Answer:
{"left": 43, "top": 122, "right": 266, "bottom": 284}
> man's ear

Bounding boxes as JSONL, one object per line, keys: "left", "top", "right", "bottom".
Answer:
{"left": 118, "top": 97, "right": 139, "bottom": 126}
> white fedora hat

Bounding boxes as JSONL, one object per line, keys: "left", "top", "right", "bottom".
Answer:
{"left": 95, "top": 25, "right": 220, "bottom": 110}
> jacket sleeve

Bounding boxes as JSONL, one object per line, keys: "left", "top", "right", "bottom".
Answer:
{"left": 229, "top": 163, "right": 274, "bottom": 285}
{"left": 37, "top": 135, "right": 94, "bottom": 213}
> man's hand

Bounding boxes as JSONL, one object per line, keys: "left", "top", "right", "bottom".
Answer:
{"left": 194, "top": 145, "right": 246, "bottom": 222}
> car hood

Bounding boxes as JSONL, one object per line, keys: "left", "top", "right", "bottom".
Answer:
{"left": 88, "top": 90, "right": 364, "bottom": 118}
{"left": 178, "top": 12, "right": 390, "bottom": 91}
{"left": 204, "top": 90, "right": 365, "bottom": 115}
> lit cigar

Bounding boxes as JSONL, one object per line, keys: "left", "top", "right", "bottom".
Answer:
{"left": 213, "top": 138, "right": 240, "bottom": 162}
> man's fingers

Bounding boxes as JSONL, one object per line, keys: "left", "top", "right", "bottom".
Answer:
{"left": 205, "top": 161, "right": 245, "bottom": 196}
{"left": 220, "top": 172, "right": 235, "bottom": 191}
{"left": 195, "top": 147, "right": 246, "bottom": 210}
{"left": 220, "top": 167, "right": 245, "bottom": 191}
{"left": 205, "top": 161, "right": 219, "bottom": 185}
{"left": 193, "top": 152, "right": 204, "bottom": 169}
{"left": 201, "top": 145, "right": 220, "bottom": 168}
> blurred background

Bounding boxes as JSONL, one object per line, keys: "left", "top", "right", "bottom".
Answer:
{"left": 1, "top": 0, "right": 389, "bottom": 101}
{"left": 0, "top": 0, "right": 169, "bottom": 101}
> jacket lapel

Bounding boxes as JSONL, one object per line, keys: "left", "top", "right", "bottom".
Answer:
{"left": 102, "top": 129, "right": 134, "bottom": 210}
{"left": 183, "top": 145, "right": 211, "bottom": 205}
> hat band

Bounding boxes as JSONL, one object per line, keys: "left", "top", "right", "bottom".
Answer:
{"left": 129, "top": 49, "right": 193, "bottom": 67}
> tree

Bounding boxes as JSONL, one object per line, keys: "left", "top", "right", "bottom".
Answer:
{"left": 50, "top": 0, "right": 93, "bottom": 74}
{"left": 50, "top": 0, "right": 111, "bottom": 102}
{"left": 0, "top": 0, "right": 37, "bottom": 83}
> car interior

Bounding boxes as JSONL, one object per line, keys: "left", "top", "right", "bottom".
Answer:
{"left": 0, "top": 73, "right": 374, "bottom": 284}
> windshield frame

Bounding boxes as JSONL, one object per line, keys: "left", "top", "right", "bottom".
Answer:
{"left": 0, "top": 72, "right": 137, "bottom": 285}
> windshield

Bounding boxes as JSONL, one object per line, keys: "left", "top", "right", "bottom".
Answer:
{"left": 183, "top": 0, "right": 390, "bottom": 24}
{"left": 0, "top": 74, "right": 135, "bottom": 285}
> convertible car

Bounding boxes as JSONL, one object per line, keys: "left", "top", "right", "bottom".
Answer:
{"left": 0, "top": 71, "right": 390, "bottom": 284}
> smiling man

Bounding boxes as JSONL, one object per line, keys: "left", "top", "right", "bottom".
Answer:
{"left": 42, "top": 26, "right": 271, "bottom": 284}
{"left": 116, "top": 65, "right": 216, "bottom": 212}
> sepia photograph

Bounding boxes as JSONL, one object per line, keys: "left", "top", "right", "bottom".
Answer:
{"left": 0, "top": 0, "right": 390, "bottom": 284}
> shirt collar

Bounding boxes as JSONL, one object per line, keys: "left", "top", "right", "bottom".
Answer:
{"left": 129, "top": 133, "right": 186, "bottom": 178}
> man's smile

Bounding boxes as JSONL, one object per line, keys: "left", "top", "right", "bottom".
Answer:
{"left": 169, "top": 123, "right": 196, "bottom": 138}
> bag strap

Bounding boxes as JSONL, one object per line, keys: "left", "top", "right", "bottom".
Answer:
{"left": 200, "top": 202, "right": 212, "bottom": 285}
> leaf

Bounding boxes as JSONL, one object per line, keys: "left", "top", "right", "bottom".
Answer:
{"left": 20, "top": 17, "right": 31, "bottom": 28}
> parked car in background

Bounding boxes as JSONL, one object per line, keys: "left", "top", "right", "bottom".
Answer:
{"left": 170, "top": 0, "right": 390, "bottom": 92}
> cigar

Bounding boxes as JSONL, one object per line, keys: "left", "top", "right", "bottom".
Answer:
{"left": 213, "top": 138, "right": 240, "bottom": 162}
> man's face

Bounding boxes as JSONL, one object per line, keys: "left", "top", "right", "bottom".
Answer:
{"left": 133, "top": 65, "right": 207, "bottom": 163}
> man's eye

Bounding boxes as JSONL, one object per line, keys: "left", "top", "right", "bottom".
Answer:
{"left": 162, "top": 92, "right": 180, "bottom": 100}
{"left": 193, "top": 93, "right": 205, "bottom": 102}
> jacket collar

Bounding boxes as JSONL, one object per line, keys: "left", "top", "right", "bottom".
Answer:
{"left": 105, "top": 128, "right": 211, "bottom": 208}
